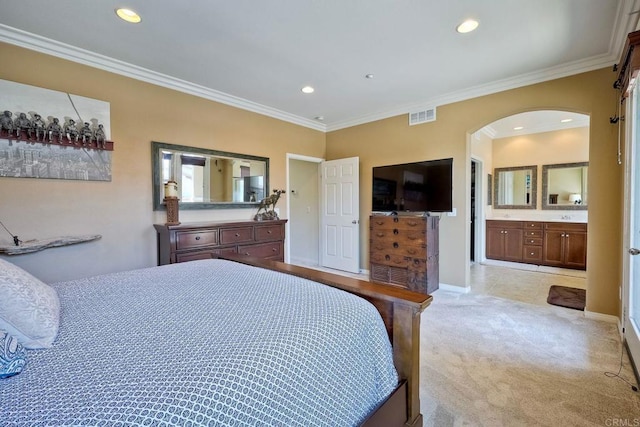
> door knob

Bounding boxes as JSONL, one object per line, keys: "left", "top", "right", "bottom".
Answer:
{"left": 629, "top": 248, "right": 640, "bottom": 255}
{"left": 352, "top": 220, "right": 359, "bottom": 224}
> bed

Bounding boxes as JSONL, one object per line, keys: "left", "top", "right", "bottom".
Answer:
{"left": 0, "top": 255, "right": 431, "bottom": 426}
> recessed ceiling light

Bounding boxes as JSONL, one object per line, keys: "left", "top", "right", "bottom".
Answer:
{"left": 456, "top": 19, "right": 479, "bottom": 34}
{"left": 301, "top": 86, "right": 315, "bottom": 94}
{"left": 365, "top": 74, "right": 374, "bottom": 79}
{"left": 115, "top": 8, "right": 141, "bottom": 23}
{"left": 561, "top": 118, "right": 573, "bottom": 123}
{"left": 513, "top": 126, "right": 524, "bottom": 131}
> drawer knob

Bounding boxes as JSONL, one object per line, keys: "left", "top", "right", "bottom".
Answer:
{"left": 195, "top": 236, "right": 201, "bottom": 241}
{"left": 385, "top": 255, "right": 391, "bottom": 261}
{"left": 531, "top": 252, "right": 534, "bottom": 255}
{"left": 267, "top": 230, "right": 272, "bottom": 234}
{"left": 235, "top": 233, "right": 240, "bottom": 237}
{"left": 393, "top": 229, "right": 399, "bottom": 235}
{"left": 393, "top": 242, "right": 399, "bottom": 248}
{"left": 272, "top": 248, "right": 277, "bottom": 252}
{"left": 245, "top": 252, "right": 250, "bottom": 255}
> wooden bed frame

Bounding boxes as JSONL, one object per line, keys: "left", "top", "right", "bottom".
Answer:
{"left": 220, "top": 254, "right": 432, "bottom": 427}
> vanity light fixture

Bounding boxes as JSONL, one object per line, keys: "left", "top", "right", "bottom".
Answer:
{"left": 456, "top": 19, "right": 479, "bottom": 34}
{"left": 115, "top": 8, "right": 141, "bottom": 23}
{"left": 561, "top": 118, "right": 573, "bottom": 123}
{"left": 301, "top": 86, "right": 315, "bottom": 94}
{"left": 513, "top": 126, "right": 524, "bottom": 131}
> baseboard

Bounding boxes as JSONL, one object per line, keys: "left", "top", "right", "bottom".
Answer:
{"left": 437, "top": 283, "right": 471, "bottom": 293}
{"left": 290, "top": 257, "right": 319, "bottom": 267}
{"left": 623, "top": 339, "right": 640, "bottom": 387}
{"left": 584, "top": 310, "right": 619, "bottom": 324}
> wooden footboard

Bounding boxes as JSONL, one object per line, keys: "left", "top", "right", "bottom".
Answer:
{"left": 219, "top": 255, "right": 432, "bottom": 427}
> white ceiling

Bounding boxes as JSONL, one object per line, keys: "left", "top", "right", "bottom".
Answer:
{"left": 480, "top": 110, "right": 590, "bottom": 139}
{"left": 0, "top": 1, "right": 638, "bottom": 132}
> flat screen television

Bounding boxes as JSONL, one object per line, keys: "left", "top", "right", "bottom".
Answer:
{"left": 372, "top": 158, "right": 453, "bottom": 213}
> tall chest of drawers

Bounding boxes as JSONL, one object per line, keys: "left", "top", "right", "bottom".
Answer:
{"left": 369, "top": 215, "right": 439, "bottom": 294}
{"left": 154, "top": 219, "right": 287, "bottom": 265}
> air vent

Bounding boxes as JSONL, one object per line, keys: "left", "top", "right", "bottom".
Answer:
{"left": 409, "top": 107, "right": 436, "bottom": 126}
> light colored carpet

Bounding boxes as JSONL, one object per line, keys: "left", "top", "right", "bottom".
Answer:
{"left": 420, "top": 264, "right": 640, "bottom": 426}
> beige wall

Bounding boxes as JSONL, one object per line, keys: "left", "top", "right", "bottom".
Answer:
{"left": 0, "top": 42, "right": 325, "bottom": 282}
{"left": 489, "top": 127, "right": 589, "bottom": 221}
{"left": 326, "top": 67, "right": 622, "bottom": 316}
{"left": 0, "top": 42, "right": 624, "bottom": 317}
{"left": 492, "top": 127, "right": 589, "bottom": 167}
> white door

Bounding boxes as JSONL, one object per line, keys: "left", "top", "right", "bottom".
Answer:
{"left": 320, "top": 157, "right": 360, "bottom": 273}
{"left": 624, "top": 85, "right": 640, "bottom": 371}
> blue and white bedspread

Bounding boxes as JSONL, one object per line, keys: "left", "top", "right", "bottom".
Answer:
{"left": 1, "top": 259, "right": 398, "bottom": 426}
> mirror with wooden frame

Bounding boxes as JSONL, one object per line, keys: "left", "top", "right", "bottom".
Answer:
{"left": 493, "top": 165, "right": 537, "bottom": 209}
{"left": 152, "top": 141, "right": 269, "bottom": 210}
{"left": 541, "top": 162, "right": 588, "bottom": 210}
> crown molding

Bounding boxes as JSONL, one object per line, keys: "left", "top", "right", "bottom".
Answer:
{"left": 1, "top": 4, "right": 634, "bottom": 136}
{"left": 0, "top": 24, "right": 327, "bottom": 133}
{"left": 326, "top": 52, "right": 616, "bottom": 132}
{"left": 479, "top": 125, "right": 497, "bottom": 139}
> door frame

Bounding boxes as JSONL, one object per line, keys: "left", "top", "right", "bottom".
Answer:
{"left": 622, "top": 85, "right": 640, "bottom": 384}
{"left": 285, "top": 153, "right": 324, "bottom": 264}
{"left": 470, "top": 156, "right": 486, "bottom": 265}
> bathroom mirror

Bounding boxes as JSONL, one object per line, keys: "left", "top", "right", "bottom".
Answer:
{"left": 541, "top": 162, "right": 588, "bottom": 210}
{"left": 152, "top": 141, "right": 269, "bottom": 210}
{"left": 493, "top": 165, "right": 537, "bottom": 209}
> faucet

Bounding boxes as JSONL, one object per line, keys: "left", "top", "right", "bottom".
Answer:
{"left": 561, "top": 214, "right": 571, "bottom": 220}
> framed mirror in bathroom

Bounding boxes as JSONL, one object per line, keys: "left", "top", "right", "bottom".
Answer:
{"left": 541, "top": 162, "right": 588, "bottom": 210}
{"left": 493, "top": 165, "right": 537, "bottom": 209}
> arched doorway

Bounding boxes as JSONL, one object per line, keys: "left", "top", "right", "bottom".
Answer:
{"left": 470, "top": 110, "right": 590, "bottom": 276}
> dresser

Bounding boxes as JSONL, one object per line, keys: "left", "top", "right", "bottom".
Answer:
{"left": 486, "top": 220, "right": 587, "bottom": 270}
{"left": 154, "top": 220, "right": 287, "bottom": 265}
{"left": 369, "top": 215, "right": 439, "bottom": 294}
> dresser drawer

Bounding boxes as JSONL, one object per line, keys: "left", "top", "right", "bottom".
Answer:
{"left": 255, "top": 224, "right": 284, "bottom": 241}
{"left": 524, "top": 237, "right": 543, "bottom": 246}
{"left": 370, "top": 228, "right": 425, "bottom": 244}
{"left": 524, "top": 222, "right": 543, "bottom": 230}
{"left": 370, "top": 240, "right": 426, "bottom": 258}
{"left": 370, "top": 216, "right": 426, "bottom": 230}
{"left": 176, "top": 230, "right": 218, "bottom": 250}
{"left": 524, "top": 230, "right": 543, "bottom": 238}
{"left": 238, "top": 241, "right": 283, "bottom": 259}
{"left": 220, "top": 227, "right": 253, "bottom": 244}
{"left": 370, "top": 252, "right": 410, "bottom": 268}
{"left": 523, "top": 246, "right": 543, "bottom": 263}
{"left": 176, "top": 246, "right": 237, "bottom": 263}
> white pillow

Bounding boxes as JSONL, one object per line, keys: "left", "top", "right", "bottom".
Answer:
{"left": 0, "top": 258, "right": 60, "bottom": 349}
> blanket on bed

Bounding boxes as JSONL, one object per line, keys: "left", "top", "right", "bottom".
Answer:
{"left": 1, "top": 259, "right": 398, "bottom": 426}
